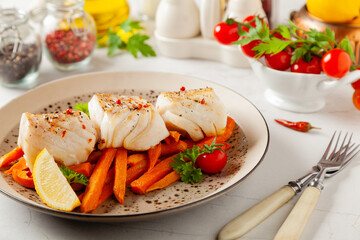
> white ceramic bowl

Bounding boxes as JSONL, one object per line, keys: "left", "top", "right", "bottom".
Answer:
{"left": 246, "top": 56, "right": 360, "bottom": 113}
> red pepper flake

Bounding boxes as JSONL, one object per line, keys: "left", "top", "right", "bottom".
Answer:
{"left": 26, "top": 170, "right": 32, "bottom": 178}
{"left": 88, "top": 138, "right": 93, "bottom": 143}
{"left": 62, "top": 130, "right": 67, "bottom": 138}
{"left": 116, "top": 99, "right": 122, "bottom": 105}
{"left": 101, "top": 139, "right": 105, "bottom": 144}
{"left": 82, "top": 124, "right": 86, "bottom": 129}
{"left": 138, "top": 104, "right": 143, "bottom": 110}
{"left": 200, "top": 98, "right": 205, "bottom": 104}
{"left": 180, "top": 86, "right": 186, "bottom": 91}
{"left": 66, "top": 109, "right": 72, "bottom": 114}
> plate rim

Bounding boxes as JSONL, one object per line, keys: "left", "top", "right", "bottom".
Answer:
{"left": 0, "top": 70, "right": 270, "bottom": 221}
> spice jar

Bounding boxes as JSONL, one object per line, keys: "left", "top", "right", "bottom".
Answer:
{"left": 42, "top": 0, "right": 96, "bottom": 71}
{"left": 0, "top": 8, "right": 42, "bottom": 88}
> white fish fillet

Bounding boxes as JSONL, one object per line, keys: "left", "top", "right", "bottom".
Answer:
{"left": 88, "top": 93, "right": 169, "bottom": 151}
{"left": 156, "top": 87, "right": 227, "bottom": 141}
{"left": 18, "top": 110, "right": 97, "bottom": 171}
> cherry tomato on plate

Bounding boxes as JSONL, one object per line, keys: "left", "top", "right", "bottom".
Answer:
{"left": 291, "top": 56, "right": 321, "bottom": 74}
{"left": 241, "top": 39, "right": 263, "bottom": 58}
{"left": 214, "top": 22, "right": 239, "bottom": 45}
{"left": 196, "top": 149, "right": 227, "bottom": 174}
{"left": 265, "top": 47, "right": 292, "bottom": 71}
{"left": 321, "top": 48, "right": 351, "bottom": 78}
{"left": 353, "top": 89, "right": 360, "bottom": 110}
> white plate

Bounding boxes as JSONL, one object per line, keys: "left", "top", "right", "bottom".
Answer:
{"left": 0, "top": 71, "right": 269, "bottom": 221}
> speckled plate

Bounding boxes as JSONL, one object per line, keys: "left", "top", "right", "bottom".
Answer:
{"left": 0, "top": 71, "right": 269, "bottom": 221}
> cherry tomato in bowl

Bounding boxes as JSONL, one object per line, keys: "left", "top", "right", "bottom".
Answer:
{"left": 353, "top": 89, "right": 360, "bottom": 110}
{"left": 241, "top": 15, "right": 267, "bottom": 32}
{"left": 196, "top": 149, "right": 227, "bottom": 174}
{"left": 321, "top": 48, "right": 351, "bottom": 78}
{"left": 265, "top": 47, "right": 292, "bottom": 71}
{"left": 291, "top": 56, "right": 321, "bottom": 74}
{"left": 214, "top": 22, "right": 239, "bottom": 45}
{"left": 241, "top": 39, "right": 263, "bottom": 58}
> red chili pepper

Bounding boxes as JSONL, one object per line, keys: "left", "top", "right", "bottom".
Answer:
{"left": 274, "top": 119, "right": 320, "bottom": 132}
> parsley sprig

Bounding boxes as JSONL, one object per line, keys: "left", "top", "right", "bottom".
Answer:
{"left": 170, "top": 139, "right": 224, "bottom": 184}
{"left": 73, "top": 102, "right": 89, "bottom": 117}
{"left": 233, "top": 16, "right": 356, "bottom": 66}
{"left": 99, "top": 19, "right": 156, "bottom": 58}
{"left": 59, "top": 166, "right": 89, "bottom": 186}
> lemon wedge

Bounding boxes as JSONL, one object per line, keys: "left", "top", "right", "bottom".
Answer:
{"left": 33, "top": 149, "right": 80, "bottom": 211}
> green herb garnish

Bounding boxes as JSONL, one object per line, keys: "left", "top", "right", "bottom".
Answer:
{"left": 59, "top": 166, "right": 89, "bottom": 186}
{"left": 73, "top": 102, "right": 89, "bottom": 117}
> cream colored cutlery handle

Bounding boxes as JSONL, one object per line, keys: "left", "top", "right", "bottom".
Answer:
{"left": 218, "top": 185, "right": 295, "bottom": 240}
{"left": 273, "top": 186, "right": 321, "bottom": 240}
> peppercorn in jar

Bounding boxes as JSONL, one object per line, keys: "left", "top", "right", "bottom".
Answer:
{"left": 42, "top": 0, "right": 96, "bottom": 71}
{"left": 0, "top": 8, "right": 42, "bottom": 88}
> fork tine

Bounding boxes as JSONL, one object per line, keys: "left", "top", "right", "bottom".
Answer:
{"left": 321, "top": 131, "right": 337, "bottom": 160}
{"left": 342, "top": 144, "right": 360, "bottom": 166}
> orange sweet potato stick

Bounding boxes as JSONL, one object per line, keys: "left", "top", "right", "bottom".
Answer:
{"left": 4, "top": 157, "right": 27, "bottom": 175}
{"left": 68, "top": 162, "right": 93, "bottom": 178}
{"left": 164, "top": 131, "right": 182, "bottom": 144}
{"left": 147, "top": 143, "right": 161, "bottom": 171}
{"left": 81, "top": 148, "right": 117, "bottom": 213}
{"left": 130, "top": 154, "right": 176, "bottom": 194}
{"left": 86, "top": 150, "right": 103, "bottom": 164}
{"left": 146, "top": 171, "right": 180, "bottom": 193}
{"left": 12, "top": 169, "right": 34, "bottom": 188}
{"left": 161, "top": 140, "right": 187, "bottom": 156}
{"left": 126, "top": 159, "right": 148, "bottom": 185}
{"left": 0, "top": 147, "right": 24, "bottom": 168}
{"left": 96, "top": 180, "right": 115, "bottom": 209}
{"left": 216, "top": 116, "right": 235, "bottom": 142}
{"left": 127, "top": 153, "right": 147, "bottom": 167}
{"left": 113, "top": 148, "right": 127, "bottom": 204}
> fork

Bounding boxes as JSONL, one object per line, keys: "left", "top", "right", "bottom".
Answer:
{"left": 273, "top": 132, "right": 359, "bottom": 240}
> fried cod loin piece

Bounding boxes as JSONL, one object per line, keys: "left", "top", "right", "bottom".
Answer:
{"left": 156, "top": 87, "right": 227, "bottom": 141}
{"left": 88, "top": 93, "right": 169, "bottom": 151}
{"left": 18, "top": 110, "right": 97, "bottom": 171}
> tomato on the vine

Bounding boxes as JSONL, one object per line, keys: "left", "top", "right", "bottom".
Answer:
{"left": 353, "top": 89, "right": 360, "bottom": 110}
{"left": 265, "top": 47, "right": 292, "bottom": 71}
{"left": 291, "top": 56, "right": 321, "bottom": 74}
{"left": 321, "top": 48, "right": 351, "bottom": 78}
{"left": 241, "top": 39, "right": 263, "bottom": 58}
{"left": 214, "top": 22, "right": 239, "bottom": 45}
{"left": 196, "top": 149, "right": 227, "bottom": 174}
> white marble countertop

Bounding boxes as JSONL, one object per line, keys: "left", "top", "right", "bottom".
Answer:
{"left": 1, "top": 1, "right": 360, "bottom": 240}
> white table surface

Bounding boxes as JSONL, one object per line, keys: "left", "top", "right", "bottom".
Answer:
{"left": 1, "top": 2, "right": 360, "bottom": 240}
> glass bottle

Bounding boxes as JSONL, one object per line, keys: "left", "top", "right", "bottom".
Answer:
{"left": 0, "top": 8, "right": 42, "bottom": 88}
{"left": 42, "top": 0, "right": 96, "bottom": 71}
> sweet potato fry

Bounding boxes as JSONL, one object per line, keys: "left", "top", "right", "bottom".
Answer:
{"left": 0, "top": 147, "right": 24, "bottom": 168}
{"left": 68, "top": 162, "right": 93, "bottom": 178}
{"left": 164, "top": 131, "right": 182, "bottom": 144}
{"left": 147, "top": 143, "right": 161, "bottom": 171}
{"left": 127, "top": 153, "right": 147, "bottom": 167}
{"left": 217, "top": 116, "right": 235, "bottom": 142}
{"left": 161, "top": 140, "right": 187, "bottom": 156}
{"left": 126, "top": 158, "right": 148, "bottom": 185}
{"left": 130, "top": 154, "right": 176, "bottom": 194}
{"left": 12, "top": 169, "right": 34, "bottom": 188}
{"left": 96, "top": 180, "right": 115, "bottom": 209}
{"left": 81, "top": 148, "right": 117, "bottom": 213}
{"left": 4, "top": 157, "right": 26, "bottom": 175}
{"left": 113, "top": 148, "right": 127, "bottom": 204}
{"left": 86, "top": 150, "right": 102, "bottom": 164}
{"left": 146, "top": 171, "right": 180, "bottom": 193}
